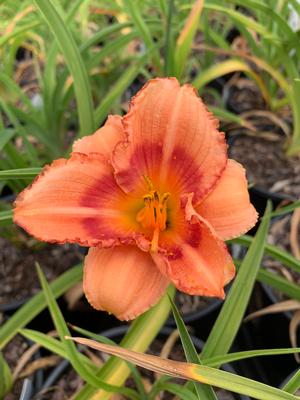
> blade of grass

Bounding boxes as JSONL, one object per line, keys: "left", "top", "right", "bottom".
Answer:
{"left": 0, "top": 73, "right": 35, "bottom": 112}
{"left": 123, "top": 0, "right": 161, "bottom": 73}
{"left": 34, "top": 0, "right": 95, "bottom": 137}
{"left": 251, "top": 264, "right": 300, "bottom": 303}
{"left": 205, "top": 348, "right": 300, "bottom": 367}
{"left": 0, "top": 263, "right": 82, "bottom": 349}
{"left": 193, "top": 59, "right": 268, "bottom": 103}
{"left": 0, "top": 210, "right": 13, "bottom": 225}
{"left": 94, "top": 55, "right": 148, "bottom": 126}
{"left": 268, "top": 200, "right": 300, "bottom": 218}
{"left": 0, "top": 168, "right": 42, "bottom": 180}
{"left": 287, "top": 79, "right": 300, "bottom": 156}
{"left": 174, "top": 0, "right": 203, "bottom": 79}
{"left": 283, "top": 369, "right": 300, "bottom": 394}
{"left": 0, "top": 99, "right": 38, "bottom": 165}
{"left": 19, "top": 328, "right": 96, "bottom": 371}
{"left": 0, "top": 129, "right": 15, "bottom": 151}
{"left": 164, "top": 0, "right": 175, "bottom": 77}
{"left": 169, "top": 296, "right": 217, "bottom": 400}
{"left": 229, "top": 235, "right": 300, "bottom": 275}
{"left": 204, "top": 3, "right": 279, "bottom": 40}
{"left": 0, "top": 352, "right": 12, "bottom": 397}
{"left": 208, "top": 106, "right": 252, "bottom": 128}
{"left": 0, "top": 21, "right": 41, "bottom": 48}
{"left": 153, "top": 382, "right": 198, "bottom": 400}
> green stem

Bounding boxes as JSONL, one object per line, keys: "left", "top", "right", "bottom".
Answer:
{"left": 74, "top": 286, "right": 175, "bottom": 400}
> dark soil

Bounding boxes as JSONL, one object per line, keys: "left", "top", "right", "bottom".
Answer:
{"left": 0, "top": 237, "right": 83, "bottom": 308}
{"left": 230, "top": 135, "right": 300, "bottom": 199}
{"left": 174, "top": 291, "right": 216, "bottom": 316}
{"left": 35, "top": 368, "right": 84, "bottom": 400}
{"left": 264, "top": 214, "right": 300, "bottom": 300}
{"left": 3, "top": 335, "right": 32, "bottom": 400}
{"left": 3, "top": 334, "right": 83, "bottom": 400}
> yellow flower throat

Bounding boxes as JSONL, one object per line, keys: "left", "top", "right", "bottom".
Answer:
{"left": 136, "top": 178, "right": 170, "bottom": 253}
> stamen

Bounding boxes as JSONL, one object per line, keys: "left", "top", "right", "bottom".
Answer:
{"left": 136, "top": 186, "right": 170, "bottom": 253}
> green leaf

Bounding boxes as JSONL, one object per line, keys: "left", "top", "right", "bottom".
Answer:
{"left": 34, "top": 0, "right": 95, "bottom": 137}
{"left": 67, "top": 325, "right": 148, "bottom": 400}
{"left": 0, "top": 129, "right": 14, "bottom": 151}
{"left": 0, "top": 210, "right": 13, "bottom": 225}
{"left": 0, "top": 99, "right": 38, "bottom": 165}
{"left": 201, "top": 202, "right": 271, "bottom": 361}
{"left": 252, "top": 264, "right": 300, "bottom": 302}
{"left": 0, "top": 73, "right": 35, "bottom": 112}
{"left": 230, "top": 235, "right": 300, "bottom": 275}
{"left": 0, "top": 21, "right": 41, "bottom": 48}
{"left": 205, "top": 348, "right": 300, "bottom": 367}
{"left": 0, "top": 264, "right": 82, "bottom": 349}
{"left": 154, "top": 382, "right": 198, "bottom": 400}
{"left": 163, "top": 0, "right": 175, "bottom": 77}
{"left": 36, "top": 264, "right": 139, "bottom": 400}
{"left": 67, "top": 337, "right": 299, "bottom": 400}
{"left": 0, "top": 168, "right": 42, "bottom": 180}
{"left": 123, "top": 0, "right": 161, "bottom": 73}
{"left": 19, "top": 328, "right": 96, "bottom": 371}
{"left": 0, "top": 352, "right": 12, "bottom": 397}
{"left": 193, "top": 59, "right": 267, "bottom": 101}
{"left": 35, "top": 263, "right": 140, "bottom": 399}
{"left": 169, "top": 296, "right": 217, "bottom": 400}
{"left": 174, "top": 0, "right": 203, "bottom": 79}
{"left": 94, "top": 56, "right": 148, "bottom": 126}
{"left": 287, "top": 78, "right": 300, "bottom": 155}
{"left": 204, "top": 3, "right": 279, "bottom": 40}
{"left": 268, "top": 200, "right": 300, "bottom": 218}
{"left": 283, "top": 369, "right": 300, "bottom": 394}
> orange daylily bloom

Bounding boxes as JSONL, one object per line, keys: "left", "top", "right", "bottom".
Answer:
{"left": 14, "top": 78, "right": 257, "bottom": 321}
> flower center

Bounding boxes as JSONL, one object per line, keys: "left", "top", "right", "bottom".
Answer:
{"left": 136, "top": 178, "right": 170, "bottom": 253}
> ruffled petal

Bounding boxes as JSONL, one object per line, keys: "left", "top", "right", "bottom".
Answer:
{"left": 113, "top": 78, "right": 227, "bottom": 203}
{"left": 196, "top": 159, "right": 258, "bottom": 240}
{"left": 83, "top": 246, "right": 169, "bottom": 320}
{"left": 73, "top": 115, "right": 124, "bottom": 159}
{"left": 14, "top": 153, "right": 140, "bottom": 246}
{"left": 152, "top": 200, "right": 235, "bottom": 297}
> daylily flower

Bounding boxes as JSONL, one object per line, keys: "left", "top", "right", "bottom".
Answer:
{"left": 14, "top": 78, "right": 257, "bottom": 321}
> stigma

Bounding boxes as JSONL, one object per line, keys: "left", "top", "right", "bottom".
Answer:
{"left": 136, "top": 188, "right": 170, "bottom": 253}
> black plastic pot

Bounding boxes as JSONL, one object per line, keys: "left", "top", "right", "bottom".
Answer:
{"left": 260, "top": 213, "right": 297, "bottom": 320}
{"left": 8, "top": 340, "right": 44, "bottom": 400}
{"left": 166, "top": 296, "right": 222, "bottom": 327}
{"left": 227, "top": 134, "right": 294, "bottom": 221}
{"left": 19, "top": 379, "right": 33, "bottom": 400}
{"left": 0, "top": 298, "right": 29, "bottom": 313}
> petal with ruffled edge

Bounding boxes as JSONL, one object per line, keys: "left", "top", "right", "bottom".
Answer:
{"left": 83, "top": 246, "right": 169, "bottom": 320}
{"left": 113, "top": 78, "right": 227, "bottom": 203}
{"left": 196, "top": 159, "right": 258, "bottom": 240}
{"left": 152, "top": 198, "right": 235, "bottom": 297}
{"left": 14, "top": 153, "right": 142, "bottom": 247}
{"left": 73, "top": 115, "right": 124, "bottom": 159}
